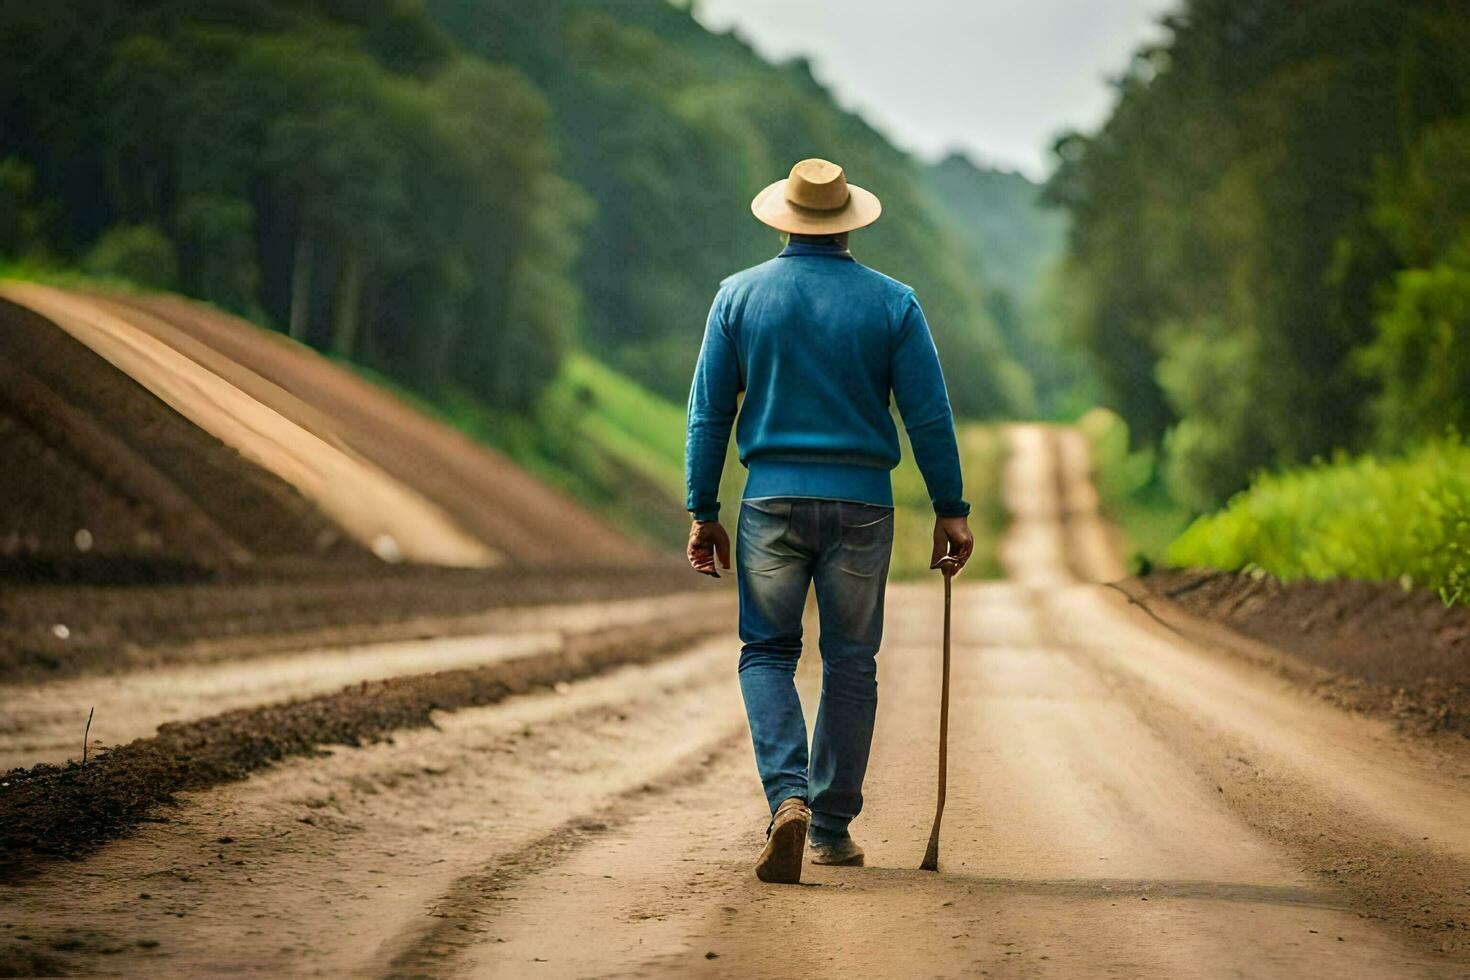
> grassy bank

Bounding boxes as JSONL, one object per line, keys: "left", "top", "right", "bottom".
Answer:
{"left": 1169, "top": 438, "right": 1470, "bottom": 606}
{"left": 890, "top": 425, "right": 1007, "bottom": 579}
{"left": 395, "top": 353, "right": 712, "bottom": 551}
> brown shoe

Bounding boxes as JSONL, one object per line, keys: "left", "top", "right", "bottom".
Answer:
{"left": 809, "top": 835, "right": 864, "bottom": 867}
{"left": 755, "top": 797, "right": 810, "bottom": 884}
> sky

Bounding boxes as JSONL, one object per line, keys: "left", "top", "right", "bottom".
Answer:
{"left": 691, "top": 0, "right": 1177, "bottom": 180}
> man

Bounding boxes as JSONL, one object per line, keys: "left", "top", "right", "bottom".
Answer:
{"left": 685, "top": 158, "right": 973, "bottom": 885}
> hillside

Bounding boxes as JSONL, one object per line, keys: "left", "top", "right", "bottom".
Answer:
{"left": 921, "top": 153, "right": 1083, "bottom": 416}
{"left": 923, "top": 153, "right": 1066, "bottom": 311}
{"left": 425, "top": 0, "right": 1038, "bottom": 417}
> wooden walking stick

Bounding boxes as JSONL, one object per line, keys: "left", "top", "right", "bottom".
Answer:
{"left": 920, "top": 555, "right": 958, "bottom": 871}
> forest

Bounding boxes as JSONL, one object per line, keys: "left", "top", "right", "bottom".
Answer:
{"left": 1047, "top": 0, "right": 1470, "bottom": 511}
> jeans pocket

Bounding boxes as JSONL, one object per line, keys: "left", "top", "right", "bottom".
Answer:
{"left": 740, "top": 499, "right": 795, "bottom": 567}
{"left": 837, "top": 504, "right": 893, "bottom": 576}
{"left": 842, "top": 509, "right": 893, "bottom": 530}
{"left": 839, "top": 503, "right": 894, "bottom": 532}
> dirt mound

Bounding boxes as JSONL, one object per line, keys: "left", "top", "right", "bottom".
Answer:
{"left": 1139, "top": 569, "right": 1470, "bottom": 736}
{"left": 0, "top": 281, "right": 656, "bottom": 583}
{"left": 6, "top": 282, "right": 500, "bottom": 567}
{"left": 0, "top": 296, "right": 374, "bottom": 580}
{"left": 104, "top": 291, "right": 652, "bottom": 567}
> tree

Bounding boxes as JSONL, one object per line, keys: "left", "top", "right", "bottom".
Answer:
{"left": 174, "top": 193, "right": 260, "bottom": 315}
{"left": 0, "top": 157, "right": 40, "bottom": 258}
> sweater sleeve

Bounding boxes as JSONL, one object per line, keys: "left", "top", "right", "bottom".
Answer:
{"left": 891, "top": 294, "right": 970, "bottom": 517}
{"left": 684, "top": 291, "right": 740, "bottom": 522}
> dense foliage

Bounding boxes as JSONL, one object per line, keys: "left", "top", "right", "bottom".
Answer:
{"left": 1169, "top": 438, "right": 1470, "bottom": 606}
{"left": 1048, "top": 0, "right": 1470, "bottom": 509}
{"left": 0, "top": 0, "right": 1063, "bottom": 422}
{"left": 0, "top": 0, "right": 580, "bottom": 410}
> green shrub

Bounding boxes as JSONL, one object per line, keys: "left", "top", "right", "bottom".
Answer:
{"left": 82, "top": 224, "right": 178, "bottom": 289}
{"left": 1169, "top": 438, "right": 1470, "bottom": 605}
{"left": 1358, "top": 252, "right": 1470, "bottom": 445}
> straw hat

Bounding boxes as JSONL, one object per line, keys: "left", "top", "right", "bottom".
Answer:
{"left": 750, "top": 158, "right": 882, "bottom": 235}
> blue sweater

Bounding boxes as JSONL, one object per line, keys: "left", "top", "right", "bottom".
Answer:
{"left": 685, "top": 240, "right": 968, "bottom": 522}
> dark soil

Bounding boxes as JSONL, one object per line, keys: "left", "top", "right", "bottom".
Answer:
{"left": 1140, "top": 569, "right": 1470, "bottom": 736}
{"left": 0, "top": 561, "right": 699, "bottom": 683}
{"left": 0, "top": 616, "right": 721, "bottom": 882}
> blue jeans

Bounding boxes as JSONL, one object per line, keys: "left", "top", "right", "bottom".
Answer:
{"left": 736, "top": 497, "right": 893, "bottom": 842}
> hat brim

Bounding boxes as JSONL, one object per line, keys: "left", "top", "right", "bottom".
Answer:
{"left": 750, "top": 179, "right": 882, "bottom": 235}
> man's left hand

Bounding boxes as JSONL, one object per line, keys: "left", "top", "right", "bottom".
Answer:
{"left": 687, "top": 520, "right": 731, "bottom": 577}
{"left": 931, "top": 515, "right": 974, "bottom": 575}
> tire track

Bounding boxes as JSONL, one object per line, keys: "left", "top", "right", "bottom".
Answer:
{"left": 0, "top": 616, "right": 726, "bottom": 878}
{"left": 379, "top": 732, "right": 747, "bottom": 979}
{"left": 0, "top": 592, "right": 733, "bottom": 770}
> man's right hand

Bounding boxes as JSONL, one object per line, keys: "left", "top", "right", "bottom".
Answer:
{"left": 687, "top": 520, "right": 731, "bottom": 578}
{"left": 931, "top": 516, "right": 974, "bottom": 574}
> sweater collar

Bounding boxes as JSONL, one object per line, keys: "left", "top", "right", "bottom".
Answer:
{"left": 778, "top": 240, "right": 855, "bottom": 260}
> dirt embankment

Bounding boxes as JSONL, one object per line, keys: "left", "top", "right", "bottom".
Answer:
{"left": 1136, "top": 569, "right": 1470, "bottom": 738}
{"left": 0, "top": 282, "right": 657, "bottom": 584}
{"left": 103, "top": 291, "right": 652, "bottom": 568}
{"left": 0, "top": 282, "right": 697, "bottom": 684}
{"left": 1049, "top": 423, "right": 1469, "bottom": 741}
{"left": 0, "top": 296, "right": 374, "bottom": 580}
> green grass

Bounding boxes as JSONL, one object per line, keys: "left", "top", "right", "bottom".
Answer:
{"left": 1, "top": 262, "right": 151, "bottom": 295}
{"left": 418, "top": 361, "right": 697, "bottom": 550}
{"left": 320, "top": 354, "right": 687, "bottom": 546}
{"left": 1169, "top": 437, "right": 1470, "bottom": 606}
{"left": 1077, "top": 408, "right": 1192, "bottom": 573}
{"left": 556, "top": 356, "right": 685, "bottom": 490}
{"left": 889, "top": 424, "right": 1007, "bottom": 580}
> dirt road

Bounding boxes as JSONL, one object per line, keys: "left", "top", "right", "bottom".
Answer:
{"left": 4, "top": 426, "right": 1466, "bottom": 977}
